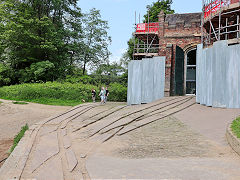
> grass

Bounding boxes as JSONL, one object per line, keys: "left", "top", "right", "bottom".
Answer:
{"left": 231, "top": 117, "right": 240, "bottom": 138}
{"left": 0, "top": 82, "right": 127, "bottom": 106}
{"left": 0, "top": 101, "right": 2, "bottom": 104}
{"left": 1, "top": 97, "right": 83, "bottom": 106}
{"left": 13, "top": 101, "right": 28, "bottom": 105}
{"left": 10, "top": 124, "right": 29, "bottom": 153}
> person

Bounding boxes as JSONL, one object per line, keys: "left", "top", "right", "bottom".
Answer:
{"left": 91, "top": 89, "right": 96, "bottom": 103}
{"left": 105, "top": 87, "right": 109, "bottom": 103}
{"left": 99, "top": 87, "right": 105, "bottom": 104}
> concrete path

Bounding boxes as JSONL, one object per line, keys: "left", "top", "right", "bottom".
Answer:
{"left": 0, "top": 97, "right": 240, "bottom": 180}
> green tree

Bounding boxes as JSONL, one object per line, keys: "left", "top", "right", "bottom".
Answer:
{"left": 119, "top": 51, "right": 131, "bottom": 69}
{"left": 95, "top": 62, "right": 124, "bottom": 76}
{"left": 0, "top": 0, "right": 83, "bottom": 83}
{"left": 143, "top": 0, "right": 174, "bottom": 23}
{"left": 77, "top": 8, "right": 111, "bottom": 75}
{"left": 0, "top": 63, "right": 13, "bottom": 86}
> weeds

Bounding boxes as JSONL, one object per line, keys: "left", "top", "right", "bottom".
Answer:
{"left": 10, "top": 124, "right": 29, "bottom": 153}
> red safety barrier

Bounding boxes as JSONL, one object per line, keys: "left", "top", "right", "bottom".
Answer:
{"left": 136, "top": 23, "right": 159, "bottom": 33}
{"left": 231, "top": 0, "right": 240, "bottom": 3}
{"left": 204, "top": 0, "right": 239, "bottom": 19}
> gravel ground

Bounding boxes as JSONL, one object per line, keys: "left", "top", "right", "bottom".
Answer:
{"left": 115, "top": 116, "right": 217, "bottom": 159}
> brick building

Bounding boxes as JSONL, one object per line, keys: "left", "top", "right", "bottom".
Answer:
{"left": 133, "top": 11, "right": 202, "bottom": 96}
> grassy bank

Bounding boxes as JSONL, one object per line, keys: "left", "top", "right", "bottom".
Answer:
{"left": 0, "top": 82, "right": 127, "bottom": 106}
{"left": 231, "top": 117, "right": 240, "bottom": 138}
{"left": 10, "top": 124, "right": 29, "bottom": 153}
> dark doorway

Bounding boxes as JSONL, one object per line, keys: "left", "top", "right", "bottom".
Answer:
{"left": 186, "top": 49, "right": 196, "bottom": 95}
{"left": 174, "top": 46, "right": 184, "bottom": 96}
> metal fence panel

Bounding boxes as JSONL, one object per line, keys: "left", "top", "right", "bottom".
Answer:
{"left": 153, "top": 57, "right": 165, "bottom": 101}
{"left": 141, "top": 58, "right": 154, "bottom": 104}
{"left": 127, "top": 60, "right": 142, "bottom": 105}
{"left": 197, "top": 40, "right": 240, "bottom": 108}
{"left": 127, "top": 57, "right": 165, "bottom": 105}
{"left": 206, "top": 47, "right": 213, "bottom": 106}
{"left": 227, "top": 44, "right": 240, "bottom": 108}
{"left": 196, "top": 44, "right": 203, "bottom": 103}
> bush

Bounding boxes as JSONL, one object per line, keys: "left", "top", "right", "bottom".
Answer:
{"left": 0, "top": 81, "right": 127, "bottom": 106}
{"left": 107, "top": 83, "right": 127, "bottom": 102}
{"left": 231, "top": 117, "right": 240, "bottom": 138}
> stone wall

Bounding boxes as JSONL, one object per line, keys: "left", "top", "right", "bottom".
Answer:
{"left": 226, "top": 124, "right": 240, "bottom": 157}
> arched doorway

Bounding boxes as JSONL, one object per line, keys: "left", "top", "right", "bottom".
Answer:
{"left": 174, "top": 46, "right": 184, "bottom": 96}
{"left": 185, "top": 48, "right": 197, "bottom": 95}
{"left": 174, "top": 45, "right": 197, "bottom": 96}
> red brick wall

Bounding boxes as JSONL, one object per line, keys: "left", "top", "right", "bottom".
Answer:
{"left": 158, "top": 13, "right": 201, "bottom": 96}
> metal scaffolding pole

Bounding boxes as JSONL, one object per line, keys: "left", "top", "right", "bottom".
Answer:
{"left": 133, "top": 11, "right": 136, "bottom": 60}
{"left": 237, "top": 15, "right": 240, "bottom": 39}
{"left": 218, "top": 0, "right": 222, "bottom": 41}
{"left": 225, "top": 18, "right": 228, "bottom": 40}
{"left": 147, "top": 11, "right": 149, "bottom": 55}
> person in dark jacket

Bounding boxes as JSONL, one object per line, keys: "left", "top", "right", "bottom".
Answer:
{"left": 91, "top": 89, "right": 96, "bottom": 103}
{"left": 104, "top": 87, "right": 109, "bottom": 103}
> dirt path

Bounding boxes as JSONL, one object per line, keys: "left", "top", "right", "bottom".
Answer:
{"left": 0, "top": 99, "right": 71, "bottom": 167}
{"left": 1, "top": 97, "right": 240, "bottom": 180}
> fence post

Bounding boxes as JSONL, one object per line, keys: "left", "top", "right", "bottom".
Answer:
{"left": 237, "top": 15, "right": 239, "bottom": 39}
{"left": 219, "top": 0, "right": 222, "bottom": 41}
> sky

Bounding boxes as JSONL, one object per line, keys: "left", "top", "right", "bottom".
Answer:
{"left": 78, "top": 0, "right": 202, "bottom": 62}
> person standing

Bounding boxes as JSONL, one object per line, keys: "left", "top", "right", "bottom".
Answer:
{"left": 105, "top": 87, "right": 109, "bottom": 103}
{"left": 91, "top": 89, "right": 96, "bottom": 103}
{"left": 99, "top": 87, "right": 105, "bottom": 104}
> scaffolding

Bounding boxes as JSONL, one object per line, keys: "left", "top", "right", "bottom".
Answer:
{"left": 133, "top": 13, "right": 160, "bottom": 60}
{"left": 202, "top": 0, "right": 240, "bottom": 47}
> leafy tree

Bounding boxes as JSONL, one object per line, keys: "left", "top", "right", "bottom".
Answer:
{"left": 77, "top": 8, "right": 111, "bottom": 75}
{"left": 95, "top": 62, "right": 124, "bottom": 76}
{"left": 0, "top": 63, "right": 13, "bottom": 86}
{"left": 0, "top": 0, "right": 83, "bottom": 83}
{"left": 19, "top": 61, "right": 55, "bottom": 83}
{"left": 143, "top": 0, "right": 174, "bottom": 23}
{"left": 119, "top": 51, "right": 131, "bottom": 69}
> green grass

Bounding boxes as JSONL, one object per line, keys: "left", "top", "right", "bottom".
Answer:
{"left": 0, "top": 82, "right": 127, "bottom": 106}
{"left": 0, "top": 101, "right": 2, "bottom": 104}
{"left": 13, "top": 101, "right": 28, "bottom": 105}
{"left": 10, "top": 124, "right": 29, "bottom": 153}
{"left": 231, "top": 117, "right": 240, "bottom": 138}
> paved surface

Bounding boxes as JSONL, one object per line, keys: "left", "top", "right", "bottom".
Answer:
{"left": 0, "top": 97, "right": 240, "bottom": 180}
{"left": 0, "top": 99, "right": 71, "bottom": 168}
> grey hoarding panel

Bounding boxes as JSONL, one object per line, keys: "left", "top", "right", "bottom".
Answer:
{"left": 213, "top": 41, "right": 227, "bottom": 108}
{"left": 153, "top": 57, "right": 165, "bottom": 101}
{"left": 127, "top": 60, "right": 142, "bottom": 105}
{"left": 127, "top": 57, "right": 165, "bottom": 105}
{"left": 206, "top": 47, "right": 213, "bottom": 107}
{"left": 141, "top": 58, "right": 154, "bottom": 104}
{"left": 197, "top": 41, "right": 240, "bottom": 108}
{"left": 196, "top": 44, "right": 203, "bottom": 103}
{"left": 227, "top": 44, "right": 240, "bottom": 108}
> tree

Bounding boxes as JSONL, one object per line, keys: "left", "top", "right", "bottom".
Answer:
{"left": 0, "top": 0, "right": 83, "bottom": 83}
{"left": 77, "top": 8, "right": 111, "bottom": 75}
{"left": 143, "top": 0, "right": 174, "bottom": 23}
{"left": 119, "top": 51, "right": 131, "bottom": 69}
{"left": 95, "top": 62, "right": 124, "bottom": 76}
